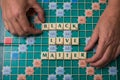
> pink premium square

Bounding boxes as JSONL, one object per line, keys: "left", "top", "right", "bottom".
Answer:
{"left": 78, "top": 16, "right": 86, "bottom": 24}
{"left": 85, "top": 10, "right": 93, "bottom": 17}
{"left": 92, "top": 3, "right": 100, "bottom": 10}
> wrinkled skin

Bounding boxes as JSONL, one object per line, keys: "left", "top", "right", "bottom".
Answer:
{"left": 1, "top": 0, "right": 45, "bottom": 36}
{"left": 85, "top": 2, "right": 120, "bottom": 68}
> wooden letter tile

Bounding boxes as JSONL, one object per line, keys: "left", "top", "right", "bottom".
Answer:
{"left": 71, "top": 24, "right": 78, "bottom": 30}
{"left": 42, "top": 24, "right": 49, "bottom": 30}
{"left": 57, "top": 23, "right": 63, "bottom": 30}
{"left": 72, "top": 52, "right": 79, "bottom": 59}
{"left": 56, "top": 52, "right": 64, "bottom": 59}
{"left": 79, "top": 52, "right": 87, "bottom": 59}
{"left": 49, "top": 38, "right": 56, "bottom": 45}
{"left": 49, "top": 52, "right": 56, "bottom": 60}
{"left": 64, "top": 23, "right": 71, "bottom": 30}
{"left": 56, "top": 37, "right": 64, "bottom": 45}
{"left": 49, "top": 23, "right": 56, "bottom": 30}
{"left": 41, "top": 52, "right": 49, "bottom": 59}
{"left": 72, "top": 38, "right": 79, "bottom": 45}
{"left": 64, "top": 38, "right": 71, "bottom": 45}
{"left": 64, "top": 52, "right": 71, "bottom": 60}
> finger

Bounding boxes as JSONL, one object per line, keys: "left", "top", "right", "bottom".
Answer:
{"left": 85, "top": 27, "right": 99, "bottom": 51}
{"left": 6, "top": 20, "right": 17, "bottom": 35}
{"left": 114, "top": 45, "right": 120, "bottom": 60}
{"left": 90, "top": 46, "right": 116, "bottom": 68}
{"left": 30, "top": 27, "right": 43, "bottom": 35}
{"left": 11, "top": 18, "right": 25, "bottom": 36}
{"left": 32, "top": 3, "right": 45, "bottom": 22}
{"left": 86, "top": 39, "right": 106, "bottom": 63}
{"left": 2, "top": 15, "right": 10, "bottom": 31}
{"left": 4, "top": 20, "right": 9, "bottom": 30}
{"left": 17, "top": 13, "right": 42, "bottom": 35}
{"left": 114, "top": 52, "right": 120, "bottom": 60}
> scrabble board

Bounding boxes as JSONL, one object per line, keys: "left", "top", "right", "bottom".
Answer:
{"left": 0, "top": 0, "right": 120, "bottom": 80}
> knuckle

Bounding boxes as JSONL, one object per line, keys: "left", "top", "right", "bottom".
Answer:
{"left": 102, "top": 58, "right": 108, "bottom": 63}
{"left": 13, "top": 9, "right": 24, "bottom": 16}
{"left": 12, "top": 11, "right": 24, "bottom": 18}
{"left": 23, "top": 28, "right": 29, "bottom": 33}
{"left": 7, "top": 15, "right": 14, "bottom": 20}
{"left": 90, "top": 58, "right": 94, "bottom": 62}
{"left": 95, "top": 63, "right": 102, "bottom": 67}
{"left": 11, "top": 30, "right": 17, "bottom": 35}
{"left": 18, "top": 32, "right": 24, "bottom": 36}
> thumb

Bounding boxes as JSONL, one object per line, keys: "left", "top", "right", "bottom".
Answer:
{"left": 85, "top": 27, "right": 99, "bottom": 51}
{"left": 32, "top": 3, "right": 45, "bottom": 23}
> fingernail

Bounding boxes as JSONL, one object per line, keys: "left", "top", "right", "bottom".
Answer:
{"left": 84, "top": 47, "right": 88, "bottom": 51}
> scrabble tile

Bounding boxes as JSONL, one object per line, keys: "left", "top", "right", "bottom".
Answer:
{"left": 85, "top": 9, "right": 93, "bottom": 17}
{"left": 18, "top": 44, "right": 27, "bottom": 53}
{"left": 41, "top": 52, "right": 49, "bottom": 59}
{"left": 78, "top": 60, "right": 87, "bottom": 68}
{"left": 57, "top": 23, "right": 63, "bottom": 30}
{"left": 63, "top": 74, "right": 72, "bottom": 80}
{"left": 92, "top": 3, "right": 100, "bottom": 10}
{"left": 2, "top": 66, "right": 11, "bottom": 75}
{"left": 49, "top": 52, "right": 56, "bottom": 60}
{"left": 48, "top": 74, "right": 57, "bottom": 80}
{"left": 25, "top": 67, "right": 34, "bottom": 75}
{"left": 56, "top": 67, "right": 64, "bottom": 75}
{"left": 11, "top": 51, "right": 19, "bottom": 60}
{"left": 49, "top": 38, "right": 56, "bottom": 45}
{"left": 78, "top": 16, "right": 86, "bottom": 24}
{"left": 64, "top": 52, "right": 71, "bottom": 60}
{"left": 71, "top": 24, "right": 78, "bottom": 30}
{"left": 49, "top": 23, "right": 56, "bottom": 30}
{"left": 63, "top": 31, "right": 72, "bottom": 38}
{"left": 109, "top": 67, "right": 117, "bottom": 75}
{"left": 33, "top": 59, "right": 41, "bottom": 68}
{"left": 72, "top": 38, "right": 79, "bottom": 45}
{"left": 49, "top": 31, "right": 57, "bottom": 38}
{"left": 26, "top": 37, "right": 35, "bottom": 45}
{"left": 34, "top": 16, "right": 41, "bottom": 24}
{"left": 99, "top": 0, "right": 106, "bottom": 3}
{"left": 64, "top": 23, "right": 71, "bottom": 30}
{"left": 56, "top": 9, "right": 64, "bottom": 17}
{"left": 79, "top": 52, "right": 87, "bottom": 59}
{"left": 63, "top": 2, "right": 71, "bottom": 10}
{"left": 4, "top": 37, "right": 12, "bottom": 45}
{"left": 49, "top": 2, "right": 57, "bottom": 10}
{"left": 72, "top": 52, "right": 79, "bottom": 59}
{"left": 17, "top": 74, "right": 26, "bottom": 80}
{"left": 49, "top": 45, "right": 57, "bottom": 52}
{"left": 63, "top": 46, "right": 72, "bottom": 52}
{"left": 56, "top": 52, "right": 64, "bottom": 59}
{"left": 86, "top": 67, "right": 95, "bottom": 76}
{"left": 64, "top": 38, "right": 71, "bottom": 45}
{"left": 56, "top": 37, "right": 64, "bottom": 45}
{"left": 42, "top": 23, "right": 49, "bottom": 30}
{"left": 94, "top": 75, "right": 103, "bottom": 80}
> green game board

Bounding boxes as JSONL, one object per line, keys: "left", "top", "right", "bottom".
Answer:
{"left": 0, "top": 0, "right": 120, "bottom": 80}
